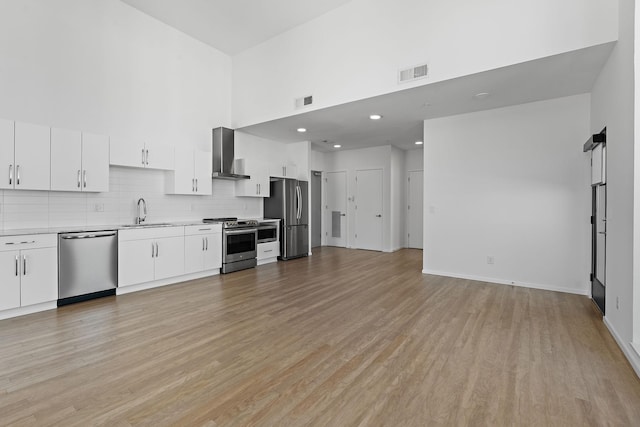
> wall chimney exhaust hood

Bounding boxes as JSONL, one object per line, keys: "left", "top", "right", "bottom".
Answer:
{"left": 212, "top": 127, "right": 250, "bottom": 180}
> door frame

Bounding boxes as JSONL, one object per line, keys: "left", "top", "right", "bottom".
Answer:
{"left": 406, "top": 169, "right": 424, "bottom": 249}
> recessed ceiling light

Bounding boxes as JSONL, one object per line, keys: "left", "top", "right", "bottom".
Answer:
{"left": 415, "top": 141, "right": 423, "bottom": 145}
{"left": 297, "top": 128, "right": 307, "bottom": 133}
{"left": 369, "top": 114, "right": 382, "bottom": 120}
{"left": 473, "top": 92, "right": 490, "bottom": 100}
{"left": 333, "top": 144, "right": 341, "bottom": 148}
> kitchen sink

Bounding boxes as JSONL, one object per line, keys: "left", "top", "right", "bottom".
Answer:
{"left": 121, "top": 223, "right": 175, "bottom": 228}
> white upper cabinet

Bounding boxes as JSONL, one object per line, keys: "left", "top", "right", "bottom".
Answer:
{"left": 51, "top": 129, "right": 109, "bottom": 192}
{"left": 166, "top": 148, "right": 212, "bottom": 195}
{"left": 50, "top": 128, "right": 82, "bottom": 191}
{"left": 11, "top": 121, "right": 51, "bottom": 191}
{"left": 145, "top": 142, "right": 174, "bottom": 170}
{"left": 0, "top": 118, "right": 16, "bottom": 190}
{"left": 110, "top": 137, "right": 174, "bottom": 170}
{"left": 194, "top": 152, "right": 212, "bottom": 195}
{"left": 235, "top": 159, "right": 270, "bottom": 197}
{"left": 81, "top": 133, "right": 110, "bottom": 192}
{"left": 269, "top": 163, "right": 298, "bottom": 179}
{"left": 591, "top": 144, "right": 606, "bottom": 185}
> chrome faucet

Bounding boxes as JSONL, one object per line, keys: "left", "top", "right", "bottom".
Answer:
{"left": 136, "top": 198, "right": 147, "bottom": 224}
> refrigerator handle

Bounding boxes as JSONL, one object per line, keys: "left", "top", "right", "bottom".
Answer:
{"left": 296, "top": 185, "right": 301, "bottom": 220}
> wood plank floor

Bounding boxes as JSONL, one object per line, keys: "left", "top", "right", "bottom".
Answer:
{"left": 1, "top": 247, "right": 640, "bottom": 426}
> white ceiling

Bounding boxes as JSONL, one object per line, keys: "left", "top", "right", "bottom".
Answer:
{"left": 120, "top": 0, "right": 354, "bottom": 55}
{"left": 238, "top": 43, "right": 615, "bottom": 152}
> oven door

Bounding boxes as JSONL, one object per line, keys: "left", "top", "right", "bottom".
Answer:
{"left": 257, "top": 224, "right": 277, "bottom": 243}
{"left": 223, "top": 228, "right": 257, "bottom": 263}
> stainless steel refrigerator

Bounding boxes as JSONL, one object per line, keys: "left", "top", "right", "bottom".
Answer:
{"left": 264, "top": 178, "right": 309, "bottom": 260}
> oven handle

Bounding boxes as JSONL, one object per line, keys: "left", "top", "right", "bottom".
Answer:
{"left": 224, "top": 228, "right": 257, "bottom": 235}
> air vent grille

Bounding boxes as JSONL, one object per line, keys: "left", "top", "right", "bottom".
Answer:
{"left": 295, "top": 95, "right": 313, "bottom": 109}
{"left": 399, "top": 64, "right": 428, "bottom": 83}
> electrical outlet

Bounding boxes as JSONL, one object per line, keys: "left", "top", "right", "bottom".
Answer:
{"left": 486, "top": 256, "right": 494, "bottom": 265}
{"left": 616, "top": 297, "right": 619, "bottom": 310}
{"left": 94, "top": 203, "right": 104, "bottom": 212}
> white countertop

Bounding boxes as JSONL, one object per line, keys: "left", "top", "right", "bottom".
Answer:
{"left": 0, "top": 219, "right": 281, "bottom": 237}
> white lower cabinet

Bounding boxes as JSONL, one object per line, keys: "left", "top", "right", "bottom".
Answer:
{"left": 184, "top": 225, "right": 222, "bottom": 274}
{"left": 257, "top": 241, "right": 279, "bottom": 265}
{"left": 0, "top": 251, "right": 21, "bottom": 311}
{"left": 118, "top": 227, "right": 185, "bottom": 287}
{"left": 0, "top": 234, "right": 58, "bottom": 311}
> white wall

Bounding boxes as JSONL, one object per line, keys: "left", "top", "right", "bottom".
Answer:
{"left": 232, "top": 0, "right": 617, "bottom": 128}
{"left": 390, "top": 146, "right": 405, "bottom": 251}
{"left": 405, "top": 148, "right": 424, "bottom": 172}
{"left": 591, "top": 0, "right": 640, "bottom": 376}
{"left": 0, "top": 0, "right": 231, "bottom": 151}
{"left": 423, "top": 94, "right": 591, "bottom": 295}
{"left": 310, "top": 149, "right": 326, "bottom": 172}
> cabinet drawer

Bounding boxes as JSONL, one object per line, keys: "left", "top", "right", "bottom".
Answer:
{"left": 185, "top": 224, "right": 222, "bottom": 236}
{"left": 0, "top": 234, "right": 57, "bottom": 251}
{"left": 257, "top": 241, "right": 279, "bottom": 260}
{"left": 118, "top": 226, "right": 184, "bottom": 241}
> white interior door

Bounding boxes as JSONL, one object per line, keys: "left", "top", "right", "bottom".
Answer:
{"left": 355, "top": 169, "right": 383, "bottom": 251}
{"left": 325, "top": 171, "right": 347, "bottom": 247}
{"left": 408, "top": 170, "right": 424, "bottom": 249}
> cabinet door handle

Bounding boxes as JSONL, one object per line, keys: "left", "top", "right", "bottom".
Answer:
{"left": 206, "top": 237, "right": 208, "bottom": 251}
{"left": 258, "top": 183, "right": 261, "bottom": 194}
{"left": 152, "top": 242, "right": 155, "bottom": 258}
{"left": 23, "top": 255, "right": 27, "bottom": 276}
{"left": 264, "top": 249, "right": 273, "bottom": 253}
{"left": 83, "top": 170, "right": 87, "bottom": 188}
{"left": 192, "top": 178, "right": 195, "bottom": 192}
{"left": 15, "top": 255, "right": 19, "bottom": 276}
{"left": 9, "top": 164, "right": 13, "bottom": 185}
{"left": 196, "top": 179, "right": 198, "bottom": 192}
{"left": 155, "top": 242, "right": 159, "bottom": 257}
{"left": 202, "top": 237, "right": 205, "bottom": 251}
{"left": 142, "top": 149, "right": 145, "bottom": 165}
{"left": 77, "top": 170, "right": 81, "bottom": 188}
{"left": 146, "top": 150, "right": 149, "bottom": 166}
{"left": 16, "top": 165, "right": 20, "bottom": 185}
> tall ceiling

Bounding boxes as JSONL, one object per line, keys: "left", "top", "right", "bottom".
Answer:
{"left": 121, "top": 1, "right": 614, "bottom": 153}
{"left": 120, "top": 0, "right": 354, "bottom": 55}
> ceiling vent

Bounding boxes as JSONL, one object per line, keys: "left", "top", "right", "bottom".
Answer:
{"left": 398, "top": 63, "right": 428, "bottom": 83}
{"left": 295, "top": 95, "right": 313, "bottom": 109}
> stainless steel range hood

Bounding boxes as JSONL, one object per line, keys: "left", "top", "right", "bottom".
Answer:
{"left": 212, "top": 127, "right": 250, "bottom": 180}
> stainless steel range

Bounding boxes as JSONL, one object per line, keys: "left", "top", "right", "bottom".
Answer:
{"left": 203, "top": 217, "right": 258, "bottom": 273}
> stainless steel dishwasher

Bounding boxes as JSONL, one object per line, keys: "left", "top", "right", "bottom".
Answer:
{"left": 58, "top": 230, "right": 118, "bottom": 306}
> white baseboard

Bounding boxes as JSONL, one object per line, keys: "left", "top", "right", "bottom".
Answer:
{"left": 0, "top": 301, "right": 57, "bottom": 321}
{"left": 117, "top": 269, "right": 220, "bottom": 295}
{"left": 604, "top": 317, "right": 640, "bottom": 379}
{"left": 421, "top": 269, "right": 589, "bottom": 296}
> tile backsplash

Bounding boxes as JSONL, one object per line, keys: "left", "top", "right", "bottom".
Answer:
{"left": 0, "top": 167, "right": 263, "bottom": 230}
